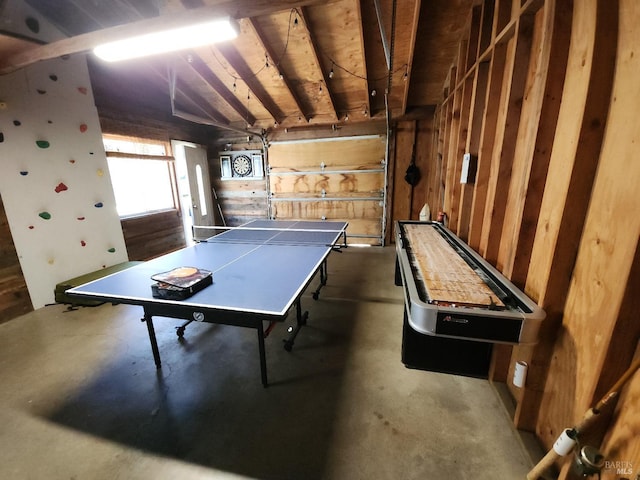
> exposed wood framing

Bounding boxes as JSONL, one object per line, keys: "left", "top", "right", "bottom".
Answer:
{"left": 183, "top": 52, "right": 257, "bottom": 126}
{"left": 442, "top": 42, "right": 464, "bottom": 230}
{"left": 467, "top": 42, "right": 506, "bottom": 250}
{"left": 0, "top": 0, "right": 335, "bottom": 74}
{"left": 428, "top": 2, "right": 640, "bottom": 475}
{"left": 245, "top": 18, "right": 310, "bottom": 123}
{"left": 174, "top": 77, "right": 231, "bottom": 125}
{"left": 478, "top": 14, "right": 533, "bottom": 265}
{"left": 399, "top": 0, "right": 421, "bottom": 115}
{"left": 457, "top": 60, "right": 489, "bottom": 240}
{"left": 354, "top": 0, "right": 372, "bottom": 120}
{"left": 448, "top": 4, "right": 480, "bottom": 237}
{"left": 448, "top": 73, "right": 473, "bottom": 238}
{"left": 215, "top": 42, "right": 285, "bottom": 124}
{"left": 549, "top": 0, "right": 639, "bottom": 471}
{"left": 297, "top": 7, "right": 339, "bottom": 121}
{"left": 515, "top": 0, "right": 616, "bottom": 437}
{"left": 497, "top": 1, "right": 570, "bottom": 289}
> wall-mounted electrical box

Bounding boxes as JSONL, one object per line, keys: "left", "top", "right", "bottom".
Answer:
{"left": 460, "top": 153, "right": 477, "bottom": 184}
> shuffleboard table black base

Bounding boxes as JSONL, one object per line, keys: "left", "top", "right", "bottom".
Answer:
{"left": 401, "top": 309, "right": 493, "bottom": 379}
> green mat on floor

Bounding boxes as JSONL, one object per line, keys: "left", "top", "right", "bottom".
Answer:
{"left": 54, "top": 261, "right": 143, "bottom": 307}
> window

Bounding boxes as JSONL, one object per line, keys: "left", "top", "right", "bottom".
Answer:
{"left": 104, "top": 135, "right": 177, "bottom": 218}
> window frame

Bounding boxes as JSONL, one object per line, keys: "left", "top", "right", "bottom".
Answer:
{"left": 103, "top": 134, "right": 180, "bottom": 220}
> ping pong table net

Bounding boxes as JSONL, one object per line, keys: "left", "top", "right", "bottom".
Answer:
{"left": 191, "top": 224, "right": 345, "bottom": 247}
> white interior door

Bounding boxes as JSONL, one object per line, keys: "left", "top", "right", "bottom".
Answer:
{"left": 183, "top": 144, "right": 216, "bottom": 238}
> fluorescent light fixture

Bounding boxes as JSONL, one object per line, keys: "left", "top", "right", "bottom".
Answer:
{"left": 94, "top": 17, "right": 239, "bottom": 62}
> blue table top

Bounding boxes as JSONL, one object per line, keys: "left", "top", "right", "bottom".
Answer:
{"left": 67, "top": 220, "right": 347, "bottom": 316}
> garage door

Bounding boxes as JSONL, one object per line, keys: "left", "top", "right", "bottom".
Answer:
{"left": 267, "top": 135, "right": 387, "bottom": 245}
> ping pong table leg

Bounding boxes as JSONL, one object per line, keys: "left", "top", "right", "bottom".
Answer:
{"left": 312, "top": 260, "right": 328, "bottom": 300}
{"left": 142, "top": 313, "right": 162, "bottom": 369}
{"left": 257, "top": 324, "right": 268, "bottom": 387}
{"left": 283, "top": 300, "right": 309, "bottom": 352}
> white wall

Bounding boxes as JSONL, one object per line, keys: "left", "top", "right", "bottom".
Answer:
{"left": 0, "top": 54, "right": 128, "bottom": 308}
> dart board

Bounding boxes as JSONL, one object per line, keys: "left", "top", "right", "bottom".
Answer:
{"left": 232, "top": 154, "right": 252, "bottom": 177}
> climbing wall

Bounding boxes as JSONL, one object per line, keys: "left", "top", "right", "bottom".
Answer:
{"left": 0, "top": 55, "right": 128, "bottom": 308}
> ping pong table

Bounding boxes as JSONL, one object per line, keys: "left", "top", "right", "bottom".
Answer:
{"left": 66, "top": 219, "right": 348, "bottom": 387}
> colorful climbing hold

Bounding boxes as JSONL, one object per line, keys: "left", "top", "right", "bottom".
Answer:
{"left": 78, "top": 87, "right": 88, "bottom": 95}
{"left": 39, "top": 211, "right": 52, "bottom": 220}
{"left": 49, "top": 74, "right": 58, "bottom": 81}
{"left": 36, "top": 140, "right": 50, "bottom": 149}
{"left": 54, "top": 182, "right": 68, "bottom": 193}
{"left": 48, "top": 258, "right": 54, "bottom": 265}
{"left": 94, "top": 202, "right": 103, "bottom": 208}
{"left": 28, "top": 225, "right": 34, "bottom": 230}
{"left": 97, "top": 169, "right": 103, "bottom": 177}
{"left": 107, "top": 248, "right": 116, "bottom": 253}
{"left": 19, "top": 171, "right": 28, "bottom": 176}
{"left": 13, "top": 120, "right": 21, "bottom": 126}
{"left": 69, "top": 159, "right": 76, "bottom": 164}
{"left": 0, "top": 133, "right": 4, "bottom": 143}
{"left": 37, "top": 89, "right": 46, "bottom": 95}
{"left": 81, "top": 241, "right": 86, "bottom": 247}
{"left": 79, "top": 124, "right": 88, "bottom": 133}
{"left": 77, "top": 216, "right": 85, "bottom": 221}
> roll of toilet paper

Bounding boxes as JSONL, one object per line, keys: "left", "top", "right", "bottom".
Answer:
{"left": 553, "top": 429, "right": 577, "bottom": 456}
{"left": 513, "top": 360, "right": 528, "bottom": 388}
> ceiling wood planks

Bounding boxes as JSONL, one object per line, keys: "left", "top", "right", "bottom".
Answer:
{"left": 183, "top": 52, "right": 257, "bottom": 126}
{"left": 4, "top": 0, "right": 474, "bottom": 132}
{"left": 246, "top": 18, "right": 310, "bottom": 123}
{"left": 296, "top": 7, "right": 339, "bottom": 122}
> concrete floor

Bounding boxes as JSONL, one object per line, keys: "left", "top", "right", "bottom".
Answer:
{"left": 0, "top": 246, "right": 536, "bottom": 479}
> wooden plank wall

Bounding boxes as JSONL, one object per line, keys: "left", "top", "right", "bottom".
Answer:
{"left": 428, "top": 0, "right": 640, "bottom": 477}
{"left": 389, "top": 117, "right": 436, "bottom": 238}
{"left": 210, "top": 176, "right": 268, "bottom": 226}
{"left": 121, "top": 210, "right": 185, "bottom": 261}
{"left": 207, "top": 139, "right": 268, "bottom": 227}
{"left": 0, "top": 195, "right": 32, "bottom": 323}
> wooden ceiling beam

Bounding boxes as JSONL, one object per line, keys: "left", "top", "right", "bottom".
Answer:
{"left": 246, "top": 18, "right": 312, "bottom": 123}
{"left": 215, "top": 42, "right": 285, "bottom": 124}
{"left": 359, "top": 0, "right": 389, "bottom": 116}
{"left": 174, "top": 77, "right": 231, "bottom": 125}
{"left": 183, "top": 52, "right": 257, "bottom": 126}
{"left": 0, "top": 0, "right": 337, "bottom": 75}
{"left": 297, "top": 7, "right": 339, "bottom": 121}
{"left": 400, "top": 0, "right": 421, "bottom": 115}
{"left": 355, "top": 0, "right": 372, "bottom": 119}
